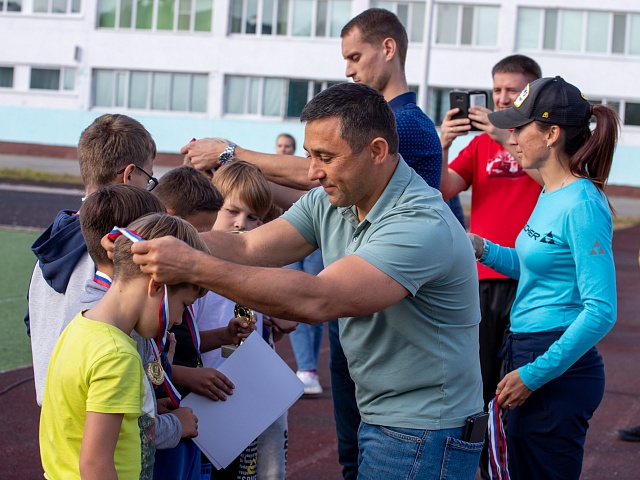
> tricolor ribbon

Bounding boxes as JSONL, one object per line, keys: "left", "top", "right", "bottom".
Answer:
{"left": 158, "top": 287, "right": 170, "bottom": 351}
{"left": 488, "top": 396, "right": 510, "bottom": 480}
{"left": 182, "top": 305, "right": 201, "bottom": 363}
{"left": 149, "top": 338, "right": 182, "bottom": 407}
{"left": 107, "top": 227, "right": 144, "bottom": 243}
{"left": 93, "top": 271, "right": 112, "bottom": 288}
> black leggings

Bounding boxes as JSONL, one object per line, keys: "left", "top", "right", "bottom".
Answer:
{"left": 505, "top": 332, "right": 605, "bottom": 480}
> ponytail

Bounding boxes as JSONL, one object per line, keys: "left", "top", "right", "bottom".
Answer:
{"left": 567, "top": 104, "right": 620, "bottom": 191}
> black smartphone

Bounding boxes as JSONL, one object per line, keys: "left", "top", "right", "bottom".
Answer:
{"left": 449, "top": 90, "right": 488, "bottom": 131}
{"left": 463, "top": 412, "right": 489, "bottom": 442}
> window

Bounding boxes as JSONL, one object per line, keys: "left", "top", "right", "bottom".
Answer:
{"left": 229, "top": 0, "right": 351, "bottom": 37}
{"left": 516, "top": 8, "right": 640, "bottom": 56}
{"left": 435, "top": 3, "right": 499, "bottom": 47}
{"left": 224, "top": 75, "right": 339, "bottom": 118}
{"left": 97, "top": 0, "right": 212, "bottom": 32}
{"left": 34, "top": 0, "right": 80, "bottom": 13}
{"left": 92, "top": 69, "right": 208, "bottom": 112}
{"left": 0, "top": 0, "right": 22, "bottom": 12}
{"left": 30, "top": 68, "right": 75, "bottom": 91}
{"left": 427, "top": 87, "right": 493, "bottom": 127}
{"left": 0, "top": 67, "right": 13, "bottom": 87}
{"left": 624, "top": 102, "right": 640, "bottom": 126}
{"left": 371, "top": 1, "right": 425, "bottom": 42}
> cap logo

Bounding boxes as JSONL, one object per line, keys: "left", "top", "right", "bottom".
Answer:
{"left": 514, "top": 84, "right": 530, "bottom": 108}
{"left": 542, "top": 112, "right": 549, "bottom": 118}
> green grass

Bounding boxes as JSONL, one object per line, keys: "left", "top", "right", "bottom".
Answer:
{"left": 0, "top": 167, "right": 83, "bottom": 184}
{"left": 0, "top": 228, "right": 40, "bottom": 371}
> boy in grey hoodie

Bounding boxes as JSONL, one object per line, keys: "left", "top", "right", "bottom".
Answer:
{"left": 28, "top": 113, "right": 159, "bottom": 406}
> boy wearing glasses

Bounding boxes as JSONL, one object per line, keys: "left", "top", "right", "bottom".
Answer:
{"left": 27, "top": 113, "right": 158, "bottom": 406}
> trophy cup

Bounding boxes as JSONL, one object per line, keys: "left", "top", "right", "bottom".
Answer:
{"left": 221, "top": 304, "right": 255, "bottom": 358}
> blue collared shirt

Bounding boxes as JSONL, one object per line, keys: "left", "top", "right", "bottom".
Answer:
{"left": 388, "top": 91, "right": 442, "bottom": 189}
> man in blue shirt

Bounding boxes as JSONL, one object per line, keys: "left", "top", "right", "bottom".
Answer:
{"left": 134, "top": 82, "right": 484, "bottom": 480}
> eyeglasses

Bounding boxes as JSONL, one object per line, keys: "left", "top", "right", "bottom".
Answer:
{"left": 116, "top": 165, "right": 159, "bottom": 192}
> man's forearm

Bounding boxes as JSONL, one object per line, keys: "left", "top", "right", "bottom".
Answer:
{"left": 234, "top": 147, "right": 319, "bottom": 190}
{"left": 188, "top": 254, "right": 331, "bottom": 323}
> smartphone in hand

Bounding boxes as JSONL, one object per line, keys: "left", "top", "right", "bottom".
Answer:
{"left": 450, "top": 91, "right": 488, "bottom": 131}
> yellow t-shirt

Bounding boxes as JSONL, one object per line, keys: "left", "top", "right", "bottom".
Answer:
{"left": 40, "top": 312, "right": 144, "bottom": 479}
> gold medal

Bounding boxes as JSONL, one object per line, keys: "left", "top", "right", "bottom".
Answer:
{"left": 147, "top": 360, "right": 165, "bottom": 386}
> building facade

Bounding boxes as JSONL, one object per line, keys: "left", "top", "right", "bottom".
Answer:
{"left": 1, "top": 0, "right": 639, "bottom": 185}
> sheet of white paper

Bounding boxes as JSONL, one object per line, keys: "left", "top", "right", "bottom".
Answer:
{"left": 181, "top": 331, "right": 304, "bottom": 469}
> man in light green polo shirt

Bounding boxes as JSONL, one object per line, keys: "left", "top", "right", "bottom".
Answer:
{"left": 130, "top": 82, "right": 484, "bottom": 478}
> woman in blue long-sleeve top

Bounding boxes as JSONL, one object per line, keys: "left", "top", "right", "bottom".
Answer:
{"left": 469, "top": 76, "right": 619, "bottom": 480}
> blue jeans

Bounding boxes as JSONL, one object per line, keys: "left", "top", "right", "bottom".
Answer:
{"left": 286, "top": 250, "right": 325, "bottom": 371}
{"left": 289, "top": 323, "right": 324, "bottom": 371}
{"left": 358, "top": 422, "right": 483, "bottom": 480}
{"left": 328, "top": 320, "right": 360, "bottom": 480}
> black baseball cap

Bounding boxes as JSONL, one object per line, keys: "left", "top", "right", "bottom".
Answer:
{"left": 488, "top": 76, "right": 591, "bottom": 129}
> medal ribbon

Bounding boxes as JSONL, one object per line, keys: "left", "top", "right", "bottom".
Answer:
{"left": 149, "top": 338, "right": 182, "bottom": 407}
{"left": 107, "top": 227, "right": 144, "bottom": 243}
{"left": 488, "top": 396, "right": 510, "bottom": 480}
{"left": 93, "top": 271, "right": 112, "bottom": 288}
{"left": 158, "top": 287, "right": 170, "bottom": 351}
{"left": 183, "top": 305, "right": 201, "bottom": 359}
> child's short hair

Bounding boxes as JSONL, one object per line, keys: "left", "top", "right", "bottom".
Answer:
{"left": 113, "top": 213, "right": 210, "bottom": 296}
{"left": 213, "top": 161, "right": 272, "bottom": 221}
{"left": 78, "top": 114, "right": 157, "bottom": 191}
{"left": 153, "top": 166, "right": 224, "bottom": 217}
{"left": 262, "top": 203, "right": 283, "bottom": 224}
{"left": 80, "top": 185, "right": 166, "bottom": 267}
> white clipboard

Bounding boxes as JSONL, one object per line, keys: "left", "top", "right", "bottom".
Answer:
{"left": 181, "top": 331, "right": 304, "bottom": 469}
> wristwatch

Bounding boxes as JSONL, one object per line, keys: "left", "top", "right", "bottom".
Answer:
{"left": 479, "top": 238, "right": 489, "bottom": 262}
{"left": 218, "top": 143, "right": 237, "bottom": 166}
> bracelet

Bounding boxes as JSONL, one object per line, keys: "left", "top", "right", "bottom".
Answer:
{"left": 479, "top": 238, "right": 489, "bottom": 262}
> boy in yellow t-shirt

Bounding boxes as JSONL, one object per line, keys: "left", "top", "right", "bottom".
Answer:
{"left": 39, "top": 213, "right": 209, "bottom": 479}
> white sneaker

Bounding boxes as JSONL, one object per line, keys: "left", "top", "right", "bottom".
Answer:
{"left": 297, "top": 370, "right": 323, "bottom": 395}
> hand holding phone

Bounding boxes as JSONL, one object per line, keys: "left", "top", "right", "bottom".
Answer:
{"left": 450, "top": 91, "right": 488, "bottom": 131}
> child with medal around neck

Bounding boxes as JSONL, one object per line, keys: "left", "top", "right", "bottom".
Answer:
{"left": 39, "top": 213, "right": 211, "bottom": 480}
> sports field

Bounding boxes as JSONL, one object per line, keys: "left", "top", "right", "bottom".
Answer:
{"left": 0, "top": 228, "right": 39, "bottom": 371}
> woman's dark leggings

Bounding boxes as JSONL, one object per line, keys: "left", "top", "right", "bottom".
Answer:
{"left": 505, "top": 332, "right": 605, "bottom": 480}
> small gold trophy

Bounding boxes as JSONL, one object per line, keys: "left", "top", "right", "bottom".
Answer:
{"left": 221, "top": 304, "right": 255, "bottom": 358}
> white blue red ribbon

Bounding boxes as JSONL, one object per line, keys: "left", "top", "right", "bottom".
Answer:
{"left": 149, "top": 338, "right": 182, "bottom": 407}
{"left": 107, "top": 227, "right": 144, "bottom": 243}
{"left": 183, "top": 305, "right": 201, "bottom": 359}
{"left": 158, "top": 286, "right": 170, "bottom": 351}
{"left": 488, "top": 396, "right": 510, "bottom": 480}
{"left": 93, "top": 271, "right": 112, "bottom": 288}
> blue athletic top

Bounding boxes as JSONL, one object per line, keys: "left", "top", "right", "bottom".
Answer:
{"left": 389, "top": 91, "right": 442, "bottom": 189}
{"left": 481, "top": 178, "right": 616, "bottom": 390}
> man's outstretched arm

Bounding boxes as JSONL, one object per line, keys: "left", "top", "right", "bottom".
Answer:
{"left": 181, "top": 138, "right": 319, "bottom": 190}
{"left": 130, "top": 226, "right": 409, "bottom": 323}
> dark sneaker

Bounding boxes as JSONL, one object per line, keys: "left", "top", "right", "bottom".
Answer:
{"left": 616, "top": 425, "right": 640, "bottom": 442}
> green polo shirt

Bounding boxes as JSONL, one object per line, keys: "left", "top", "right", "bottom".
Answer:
{"left": 282, "top": 157, "right": 483, "bottom": 429}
